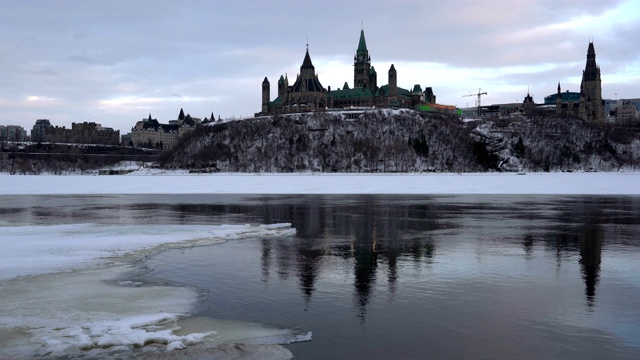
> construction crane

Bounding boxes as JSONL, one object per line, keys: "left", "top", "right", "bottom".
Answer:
{"left": 463, "top": 88, "right": 487, "bottom": 117}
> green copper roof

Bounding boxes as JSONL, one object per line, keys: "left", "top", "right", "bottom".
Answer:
{"left": 329, "top": 87, "right": 374, "bottom": 100}
{"left": 270, "top": 95, "right": 283, "bottom": 106}
{"left": 357, "top": 30, "right": 367, "bottom": 52}
{"left": 343, "top": 82, "right": 350, "bottom": 90}
{"left": 376, "top": 84, "right": 411, "bottom": 97}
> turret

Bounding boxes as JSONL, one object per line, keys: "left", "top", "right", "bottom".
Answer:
{"left": 556, "top": 82, "right": 563, "bottom": 117}
{"left": 262, "top": 77, "right": 270, "bottom": 114}
{"left": 278, "top": 75, "right": 285, "bottom": 97}
{"left": 388, "top": 64, "right": 397, "bottom": 98}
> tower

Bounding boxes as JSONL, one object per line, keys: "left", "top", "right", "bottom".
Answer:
{"left": 388, "top": 64, "right": 397, "bottom": 106}
{"left": 354, "top": 29, "right": 371, "bottom": 90}
{"left": 523, "top": 88, "right": 535, "bottom": 114}
{"left": 556, "top": 82, "right": 563, "bottom": 117}
{"left": 262, "top": 77, "right": 270, "bottom": 114}
{"left": 278, "top": 75, "right": 285, "bottom": 97}
{"left": 581, "top": 41, "right": 604, "bottom": 123}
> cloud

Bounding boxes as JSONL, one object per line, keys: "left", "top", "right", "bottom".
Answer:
{"left": 1, "top": 0, "right": 639, "bottom": 133}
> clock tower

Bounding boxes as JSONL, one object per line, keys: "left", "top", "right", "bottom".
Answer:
{"left": 354, "top": 29, "right": 371, "bottom": 90}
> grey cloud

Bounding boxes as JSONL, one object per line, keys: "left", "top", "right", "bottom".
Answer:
{"left": 1, "top": 0, "right": 638, "bottom": 133}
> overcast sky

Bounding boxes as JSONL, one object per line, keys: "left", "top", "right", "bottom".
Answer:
{"left": 1, "top": 0, "right": 639, "bottom": 134}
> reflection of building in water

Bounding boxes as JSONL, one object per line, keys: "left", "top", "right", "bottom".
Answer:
{"left": 579, "top": 224, "right": 602, "bottom": 307}
{"left": 261, "top": 239, "right": 271, "bottom": 282}
{"left": 254, "top": 197, "right": 440, "bottom": 321}
{"left": 544, "top": 199, "right": 604, "bottom": 307}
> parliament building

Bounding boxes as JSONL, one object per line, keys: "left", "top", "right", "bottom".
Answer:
{"left": 257, "top": 30, "right": 438, "bottom": 116}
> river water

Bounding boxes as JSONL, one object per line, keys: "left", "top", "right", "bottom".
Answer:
{"left": 1, "top": 194, "right": 640, "bottom": 359}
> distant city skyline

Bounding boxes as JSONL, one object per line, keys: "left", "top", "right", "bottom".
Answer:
{"left": 1, "top": 0, "right": 639, "bottom": 133}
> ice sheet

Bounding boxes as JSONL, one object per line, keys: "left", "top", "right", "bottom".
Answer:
{"left": 2, "top": 172, "right": 639, "bottom": 195}
{"left": 0, "top": 223, "right": 296, "bottom": 281}
{"left": 0, "top": 222, "right": 303, "bottom": 358}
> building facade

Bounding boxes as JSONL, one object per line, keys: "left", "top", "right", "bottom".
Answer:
{"left": 0, "top": 125, "right": 28, "bottom": 141}
{"left": 46, "top": 122, "right": 120, "bottom": 145}
{"left": 130, "top": 109, "right": 200, "bottom": 149}
{"left": 257, "top": 30, "right": 437, "bottom": 116}
{"left": 31, "top": 119, "right": 52, "bottom": 142}
{"left": 554, "top": 42, "right": 605, "bottom": 123}
{"left": 616, "top": 99, "right": 640, "bottom": 125}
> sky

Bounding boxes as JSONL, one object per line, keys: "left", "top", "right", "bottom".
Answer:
{"left": 1, "top": 0, "right": 639, "bottom": 134}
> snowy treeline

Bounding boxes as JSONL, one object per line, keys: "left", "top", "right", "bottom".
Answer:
{"left": 0, "top": 142, "right": 157, "bottom": 175}
{"left": 159, "top": 110, "right": 481, "bottom": 173}
{"left": 477, "top": 116, "right": 640, "bottom": 172}
{"left": 156, "top": 110, "right": 640, "bottom": 173}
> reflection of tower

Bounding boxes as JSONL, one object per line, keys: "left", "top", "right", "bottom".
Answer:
{"left": 353, "top": 245, "right": 378, "bottom": 322}
{"left": 386, "top": 249, "right": 398, "bottom": 295}
{"left": 523, "top": 234, "right": 534, "bottom": 260}
{"left": 261, "top": 238, "right": 271, "bottom": 282}
{"left": 352, "top": 215, "right": 379, "bottom": 323}
{"left": 296, "top": 247, "right": 323, "bottom": 308}
{"left": 579, "top": 224, "right": 602, "bottom": 307}
{"left": 276, "top": 240, "right": 293, "bottom": 280}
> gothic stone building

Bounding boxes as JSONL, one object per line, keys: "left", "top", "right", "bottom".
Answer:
{"left": 257, "top": 30, "right": 437, "bottom": 116}
{"left": 130, "top": 109, "right": 200, "bottom": 149}
{"left": 555, "top": 42, "right": 605, "bottom": 123}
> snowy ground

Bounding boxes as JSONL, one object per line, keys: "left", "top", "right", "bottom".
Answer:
{"left": 1, "top": 170, "right": 640, "bottom": 195}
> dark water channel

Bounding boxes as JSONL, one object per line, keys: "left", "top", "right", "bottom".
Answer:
{"left": 2, "top": 194, "right": 640, "bottom": 359}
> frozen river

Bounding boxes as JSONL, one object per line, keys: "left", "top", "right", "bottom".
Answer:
{"left": 1, "top": 193, "right": 640, "bottom": 359}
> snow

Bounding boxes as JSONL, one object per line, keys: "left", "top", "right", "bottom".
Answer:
{"left": 0, "top": 223, "right": 296, "bottom": 281}
{"left": 0, "top": 223, "right": 302, "bottom": 358}
{"left": 1, "top": 171, "right": 640, "bottom": 195}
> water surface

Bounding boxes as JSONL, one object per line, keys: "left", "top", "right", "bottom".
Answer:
{"left": 1, "top": 194, "right": 639, "bottom": 359}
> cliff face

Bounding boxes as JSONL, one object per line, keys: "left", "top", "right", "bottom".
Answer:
{"left": 158, "top": 110, "right": 640, "bottom": 173}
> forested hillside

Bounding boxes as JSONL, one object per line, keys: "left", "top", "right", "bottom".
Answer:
{"left": 158, "top": 110, "right": 640, "bottom": 173}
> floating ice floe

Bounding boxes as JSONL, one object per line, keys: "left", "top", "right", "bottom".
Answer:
{"left": 0, "top": 222, "right": 303, "bottom": 359}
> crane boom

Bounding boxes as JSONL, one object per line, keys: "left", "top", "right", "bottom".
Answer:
{"left": 463, "top": 88, "right": 487, "bottom": 117}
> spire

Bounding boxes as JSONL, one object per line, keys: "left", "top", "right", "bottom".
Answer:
{"left": 357, "top": 29, "right": 368, "bottom": 53}
{"left": 583, "top": 41, "right": 599, "bottom": 81}
{"left": 178, "top": 108, "right": 185, "bottom": 120}
{"left": 557, "top": 82, "right": 562, "bottom": 100}
{"left": 148, "top": 113, "right": 152, "bottom": 121}
{"left": 587, "top": 41, "right": 595, "bottom": 59}
{"left": 301, "top": 48, "right": 314, "bottom": 70}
